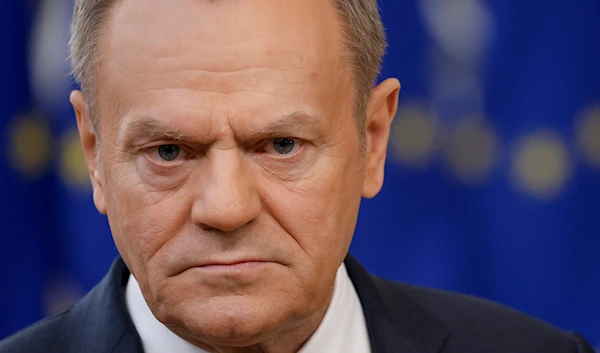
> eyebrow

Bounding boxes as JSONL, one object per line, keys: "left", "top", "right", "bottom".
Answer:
{"left": 120, "top": 110, "right": 322, "bottom": 145}
{"left": 121, "top": 118, "right": 199, "bottom": 144}
{"left": 244, "top": 111, "right": 321, "bottom": 138}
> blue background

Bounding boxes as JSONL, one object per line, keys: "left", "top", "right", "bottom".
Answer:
{"left": 1, "top": 0, "right": 599, "bottom": 347}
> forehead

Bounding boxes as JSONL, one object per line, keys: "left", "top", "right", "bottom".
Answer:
{"left": 98, "top": 0, "right": 351, "bottom": 116}
{"left": 105, "top": 0, "right": 343, "bottom": 51}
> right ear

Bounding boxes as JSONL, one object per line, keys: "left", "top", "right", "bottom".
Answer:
{"left": 70, "top": 91, "right": 107, "bottom": 215}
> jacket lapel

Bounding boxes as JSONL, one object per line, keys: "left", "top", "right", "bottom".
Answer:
{"left": 345, "top": 256, "right": 451, "bottom": 353}
{"left": 54, "top": 257, "right": 143, "bottom": 353}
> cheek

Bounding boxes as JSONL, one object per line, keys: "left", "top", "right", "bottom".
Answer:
{"left": 103, "top": 164, "right": 192, "bottom": 281}
{"left": 260, "top": 149, "right": 364, "bottom": 275}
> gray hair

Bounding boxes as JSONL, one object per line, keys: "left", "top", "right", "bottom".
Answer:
{"left": 69, "top": 0, "right": 386, "bottom": 132}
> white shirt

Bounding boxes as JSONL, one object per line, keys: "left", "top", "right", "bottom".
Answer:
{"left": 126, "top": 264, "right": 372, "bottom": 353}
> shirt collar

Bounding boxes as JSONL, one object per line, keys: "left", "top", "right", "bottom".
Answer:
{"left": 126, "top": 264, "right": 371, "bottom": 353}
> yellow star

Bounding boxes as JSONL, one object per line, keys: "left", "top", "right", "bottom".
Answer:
{"left": 511, "top": 130, "right": 571, "bottom": 200}
{"left": 576, "top": 104, "right": 600, "bottom": 168}
{"left": 391, "top": 100, "right": 437, "bottom": 169}
{"left": 59, "top": 129, "right": 91, "bottom": 189}
{"left": 8, "top": 112, "right": 52, "bottom": 180}
{"left": 444, "top": 116, "right": 498, "bottom": 185}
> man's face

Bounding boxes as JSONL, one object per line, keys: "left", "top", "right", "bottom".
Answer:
{"left": 72, "top": 0, "right": 398, "bottom": 350}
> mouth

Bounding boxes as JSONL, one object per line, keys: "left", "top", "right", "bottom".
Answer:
{"left": 177, "top": 260, "right": 278, "bottom": 276}
{"left": 200, "top": 260, "right": 272, "bottom": 269}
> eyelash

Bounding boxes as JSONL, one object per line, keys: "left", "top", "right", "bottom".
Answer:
{"left": 147, "top": 145, "right": 190, "bottom": 161}
{"left": 256, "top": 138, "right": 303, "bottom": 157}
{"left": 142, "top": 137, "right": 305, "bottom": 169}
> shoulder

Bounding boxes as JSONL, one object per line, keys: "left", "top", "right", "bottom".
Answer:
{"left": 0, "top": 258, "right": 143, "bottom": 353}
{"left": 0, "top": 310, "right": 70, "bottom": 353}
{"left": 374, "top": 276, "right": 594, "bottom": 353}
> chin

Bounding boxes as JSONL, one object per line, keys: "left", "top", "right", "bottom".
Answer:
{"left": 145, "top": 264, "right": 322, "bottom": 347}
{"left": 160, "top": 295, "right": 287, "bottom": 347}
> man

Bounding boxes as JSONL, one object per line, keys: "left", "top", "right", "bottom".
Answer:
{"left": 0, "top": 0, "right": 594, "bottom": 352}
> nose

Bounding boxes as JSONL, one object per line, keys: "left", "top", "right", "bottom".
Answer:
{"left": 191, "top": 148, "right": 261, "bottom": 232}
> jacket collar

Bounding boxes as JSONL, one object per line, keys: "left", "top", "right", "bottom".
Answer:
{"left": 54, "top": 256, "right": 449, "bottom": 353}
{"left": 344, "top": 256, "right": 451, "bottom": 353}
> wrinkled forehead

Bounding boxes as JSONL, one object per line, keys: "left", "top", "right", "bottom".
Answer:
{"left": 99, "top": 0, "right": 349, "bottom": 94}
{"left": 92, "top": 0, "right": 355, "bottom": 135}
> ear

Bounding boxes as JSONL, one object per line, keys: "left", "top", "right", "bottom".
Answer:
{"left": 361, "top": 78, "right": 400, "bottom": 199}
{"left": 70, "top": 90, "right": 107, "bottom": 215}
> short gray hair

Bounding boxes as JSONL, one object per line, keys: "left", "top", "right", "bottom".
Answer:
{"left": 69, "top": 0, "right": 386, "bottom": 132}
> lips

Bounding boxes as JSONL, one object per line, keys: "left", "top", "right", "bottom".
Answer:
{"left": 200, "top": 259, "right": 271, "bottom": 267}
{"left": 197, "top": 260, "right": 273, "bottom": 269}
{"left": 195, "top": 260, "right": 272, "bottom": 269}
{"left": 172, "top": 259, "right": 279, "bottom": 276}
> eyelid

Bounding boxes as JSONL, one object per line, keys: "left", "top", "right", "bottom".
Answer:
{"left": 145, "top": 144, "right": 192, "bottom": 164}
{"left": 259, "top": 138, "right": 303, "bottom": 156}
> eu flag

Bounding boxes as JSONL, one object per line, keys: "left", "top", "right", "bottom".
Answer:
{"left": 28, "top": 0, "right": 118, "bottom": 312}
{"left": 351, "top": 0, "right": 600, "bottom": 346}
{"left": 0, "top": 0, "right": 117, "bottom": 339}
{"left": 0, "top": 0, "right": 54, "bottom": 338}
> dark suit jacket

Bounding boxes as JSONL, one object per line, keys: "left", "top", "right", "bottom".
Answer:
{"left": 0, "top": 256, "right": 595, "bottom": 353}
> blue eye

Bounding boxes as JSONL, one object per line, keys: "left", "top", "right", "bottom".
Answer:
{"left": 158, "top": 144, "right": 180, "bottom": 161}
{"left": 272, "top": 138, "right": 296, "bottom": 154}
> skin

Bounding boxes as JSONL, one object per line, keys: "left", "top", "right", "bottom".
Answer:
{"left": 70, "top": 0, "right": 400, "bottom": 352}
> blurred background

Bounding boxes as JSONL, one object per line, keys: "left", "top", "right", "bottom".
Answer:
{"left": 1, "top": 0, "right": 599, "bottom": 347}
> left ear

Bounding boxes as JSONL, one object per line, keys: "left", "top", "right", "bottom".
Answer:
{"left": 362, "top": 78, "right": 401, "bottom": 199}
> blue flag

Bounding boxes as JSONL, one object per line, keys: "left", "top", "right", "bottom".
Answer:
{"left": 28, "top": 0, "right": 117, "bottom": 311}
{"left": 0, "top": 1, "right": 54, "bottom": 339}
{"left": 351, "top": 0, "right": 600, "bottom": 346}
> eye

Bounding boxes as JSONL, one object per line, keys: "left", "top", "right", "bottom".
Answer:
{"left": 270, "top": 138, "right": 298, "bottom": 155}
{"left": 157, "top": 144, "right": 181, "bottom": 161}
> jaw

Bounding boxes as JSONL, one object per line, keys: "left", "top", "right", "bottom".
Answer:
{"left": 137, "top": 263, "right": 336, "bottom": 353}
{"left": 157, "top": 292, "right": 333, "bottom": 353}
